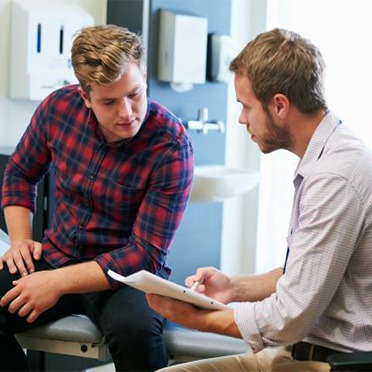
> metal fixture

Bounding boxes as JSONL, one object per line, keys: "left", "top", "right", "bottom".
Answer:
{"left": 187, "top": 108, "right": 225, "bottom": 135}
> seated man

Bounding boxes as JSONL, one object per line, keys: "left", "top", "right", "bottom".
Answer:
{"left": 147, "top": 28, "right": 372, "bottom": 372}
{"left": 0, "top": 24, "right": 193, "bottom": 371}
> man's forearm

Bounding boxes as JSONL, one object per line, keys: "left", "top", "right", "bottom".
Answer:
{"left": 4, "top": 205, "right": 33, "bottom": 242}
{"left": 4, "top": 206, "right": 111, "bottom": 292}
{"left": 230, "top": 267, "right": 283, "bottom": 302}
{"left": 54, "top": 261, "right": 111, "bottom": 294}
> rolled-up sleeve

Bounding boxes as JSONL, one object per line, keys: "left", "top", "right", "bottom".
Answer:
{"left": 235, "top": 303, "right": 264, "bottom": 352}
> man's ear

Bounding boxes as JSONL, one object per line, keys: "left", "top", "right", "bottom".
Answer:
{"left": 78, "top": 87, "right": 92, "bottom": 109}
{"left": 272, "top": 93, "right": 289, "bottom": 119}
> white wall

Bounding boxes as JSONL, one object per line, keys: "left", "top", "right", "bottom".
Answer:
{"left": 254, "top": 0, "right": 372, "bottom": 273}
{"left": 0, "top": 0, "right": 107, "bottom": 148}
{"left": 221, "top": 0, "right": 266, "bottom": 276}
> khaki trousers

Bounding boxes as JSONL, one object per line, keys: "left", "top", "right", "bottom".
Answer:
{"left": 159, "top": 346, "right": 330, "bottom": 372}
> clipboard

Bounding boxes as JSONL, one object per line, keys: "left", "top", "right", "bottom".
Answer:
{"left": 0, "top": 229, "right": 10, "bottom": 256}
{"left": 108, "top": 269, "right": 229, "bottom": 310}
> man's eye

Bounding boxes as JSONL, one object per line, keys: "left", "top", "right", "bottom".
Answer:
{"left": 128, "top": 92, "right": 139, "bottom": 100}
{"left": 103, "top": 100, "right": 115, "bottom": 106}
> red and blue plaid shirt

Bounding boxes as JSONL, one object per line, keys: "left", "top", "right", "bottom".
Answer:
{"left": 1, "top": 85, "right": 194, "bottom": 288}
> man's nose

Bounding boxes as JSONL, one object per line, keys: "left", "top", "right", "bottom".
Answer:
{"left": 118, "top": 98, "right": 132, "bottom": 118}
{"left": 238, "top": 111, "right": 248, "bottom": 126}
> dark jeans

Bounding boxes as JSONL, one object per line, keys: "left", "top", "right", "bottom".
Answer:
{"left": 0, "top": 258, "right": 168, "bottom": 371}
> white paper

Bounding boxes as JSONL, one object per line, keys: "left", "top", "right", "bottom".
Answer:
{"left": 108, "top": 269, "right": 229, "bottom": 311}
{"left": 0, "top": 229, "right": 10, "bottom": 255}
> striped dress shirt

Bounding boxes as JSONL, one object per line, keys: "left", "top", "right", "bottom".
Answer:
{"left": 235, "top": 111, "right": 372, "bottom": 353}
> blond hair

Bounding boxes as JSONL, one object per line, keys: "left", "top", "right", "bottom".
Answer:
{"left": 71, "top": 24, "right": 145, "bottom": 94}
{"left": 230, "top": 28, "right": 327, "bottom": 114}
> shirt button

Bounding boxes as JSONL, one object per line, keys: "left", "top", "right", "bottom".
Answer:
{"left": 88, "top": 174, "right": 94, "bottom": 180}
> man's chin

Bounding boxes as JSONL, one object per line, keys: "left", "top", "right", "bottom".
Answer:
{"left": 259, "top": 144, "right": 277, "bottom": 154}
{"left": 115, "top": 123, "right": 142, "bottom": 140}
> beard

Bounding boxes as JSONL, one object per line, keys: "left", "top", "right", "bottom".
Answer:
{"left": 259, "top": 110, "right": 293, "bottom": 154}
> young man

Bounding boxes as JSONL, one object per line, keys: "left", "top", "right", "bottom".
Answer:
{"left": 0, "top": 25, "right": 193, "bottom": 371}
{"left": 147, "top": 28, "right": 372, "bottom": 372}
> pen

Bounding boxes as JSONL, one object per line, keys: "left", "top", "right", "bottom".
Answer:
{"left": 190, "top": 280, "right": 201, "bottom": 292}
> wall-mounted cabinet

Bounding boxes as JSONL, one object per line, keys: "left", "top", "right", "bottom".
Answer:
{"left": 9, "top": 0, "right": 94, "bottom": 101}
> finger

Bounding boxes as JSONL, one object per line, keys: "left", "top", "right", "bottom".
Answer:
{"left": 184, "top": 275, "right": 196, "bottom": 287}
{"left": 146, "top": 293, "right": 162, "bottom": 310}
{"left": 185, "top": 268, "right": 211, "bottom": 287}
{"left": 18, "top": 303, "right": 33, "bottom": 318}
{"left": 194, "top": 267, "right": 211, "bottom": 282}
{"left": 14, "top": 241, "right": 38, "bottom": 275}
{"left": 19, "top": 246, "right": 36, "bottom": 274}
{"left": 27, "top": 309, "right": 40, "bottom": 323}
{"left": 195, "top": 284, "right": 207, "bottom": 294}
{"left": 32, "top": 242, "right": 42, "bottom": 261}
{"left": 12, "top": 252, "right": 29, "bottom": 276}
{"left": 146, "top": 293, "right": 154, "bottom": 304}
{"left": 6, "top": 295, "right": 24, "bottom": 314}
{"left": 146, "top": 293, "right": 158, "bottom": 303}
{"left": 0, "top": 284, "right": 20, "bottom": 308}
{"left": 4, "top": 254, "right": 22, "bottom": 275}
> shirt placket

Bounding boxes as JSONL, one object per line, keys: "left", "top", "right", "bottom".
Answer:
{"left": 76, "top": 144, "right": 108, "bottom": 249}
{"left": 283, "top": 173, "right": 303, "bottom": 272}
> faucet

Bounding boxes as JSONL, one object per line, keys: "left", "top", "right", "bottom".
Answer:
{"left": 187, "top": 108, "right": 225, "bottom": 135}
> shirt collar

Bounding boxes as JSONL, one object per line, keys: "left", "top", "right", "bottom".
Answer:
{"left": 294, "top": 111, "right": 342, "bottom": 179}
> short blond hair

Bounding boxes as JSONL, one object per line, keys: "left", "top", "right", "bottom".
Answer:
{"left": 71, "top": 24, "right": 145, "bottom": 94}
{"left": 230, "top": 28, "right": 327, "bottom": 114}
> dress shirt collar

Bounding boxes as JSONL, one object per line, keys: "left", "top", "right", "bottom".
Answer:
{"left": 294, "top": 111, "right": 342, "bottom": 180}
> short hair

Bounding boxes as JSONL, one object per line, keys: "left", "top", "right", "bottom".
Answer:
{"left": 229, "top": 28, "right": 327, "bottom": 114}
{"left": 71, "top": 24, "right": 145, "bottom": 94}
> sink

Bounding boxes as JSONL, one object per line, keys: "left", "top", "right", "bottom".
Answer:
{"left": 190, "top": 164, "right": 260, "bottom": 203}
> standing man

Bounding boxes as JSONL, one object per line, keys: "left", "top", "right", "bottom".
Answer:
{"left": 0, "top": 25, "right": 193, "bottom": 371}
{"left": 147, "top": 28, "right": 372, "bottom": 371}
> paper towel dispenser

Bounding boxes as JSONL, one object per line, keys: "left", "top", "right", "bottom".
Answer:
{"left": 207, "top": 34, "right": 235, "bottom": 83}
{"left": 157, "top": 9, "right": 208, "bottom": 92}
{"left": 9, "top": 0, "right": 94, "bottom": 101}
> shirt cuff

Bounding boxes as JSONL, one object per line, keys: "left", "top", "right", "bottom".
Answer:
{"left": 234, "top": 302, "right": 265, "bottom": 353}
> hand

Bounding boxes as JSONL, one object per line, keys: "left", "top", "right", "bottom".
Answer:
{"left": 0, "top": 270, "right": 60, "bottom": 323}
{"left": 0, "top": 239, "right": 42, "bottom": 276}
{"left": 146, "top": 293, "right": 241, "bottom": 338}
{"left": 185, "top": 267, "right": 232, "bottom": 304}
{"left": 146, "top": 293, "right": 203, "bottom": 329}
